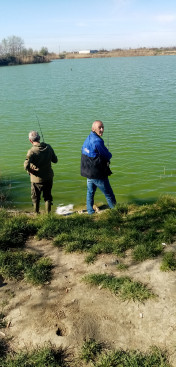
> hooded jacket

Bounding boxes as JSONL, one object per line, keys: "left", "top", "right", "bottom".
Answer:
{"left": 81, "top": 131, "right": 112, "bottom": 179}
{"left": 24, "top": 142, "right": 58, "bottom": 183}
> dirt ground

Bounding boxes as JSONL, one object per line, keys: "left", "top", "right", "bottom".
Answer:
{"left": 1, "top": 236, "right": 176, "bottom": 365}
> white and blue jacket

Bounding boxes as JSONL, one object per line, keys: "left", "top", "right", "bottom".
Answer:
{"left": 81, "top": 131, "right": 112, "bottom": 179}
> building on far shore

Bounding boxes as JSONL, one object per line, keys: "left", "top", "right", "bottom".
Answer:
{"left": 78, "top": 50, "right": 98, "bottom": 54}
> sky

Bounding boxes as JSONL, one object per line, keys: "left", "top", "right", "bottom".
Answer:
{"left": 1, "top": 0, "right": 176, "bottom": 53}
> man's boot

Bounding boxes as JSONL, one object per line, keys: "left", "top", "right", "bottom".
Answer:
{"left": 33, "top": 201, "right": 40, "bottom": 214}
{"left": 45, "top": 201, "right": 51, "bottom": 214}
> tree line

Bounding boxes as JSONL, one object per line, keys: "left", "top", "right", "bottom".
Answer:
{"left": 0, "top": 35, "right": 53, "bottom": 66}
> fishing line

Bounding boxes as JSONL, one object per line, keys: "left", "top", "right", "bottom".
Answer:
{"left": 34, "top": 110, "right": 45, "bottom": 142}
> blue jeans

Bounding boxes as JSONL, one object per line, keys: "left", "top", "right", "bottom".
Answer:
{"left": 87, "top": 178, "right": 116, "bottom": 214}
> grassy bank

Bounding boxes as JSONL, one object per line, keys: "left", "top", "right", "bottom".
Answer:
{"left": 0, "top": 195, "right": 176, "bottom": 366}
{"left": 1, "top": 195, "right": 176, "bottom": 280}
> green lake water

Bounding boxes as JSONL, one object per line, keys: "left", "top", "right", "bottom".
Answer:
{"left": 0, "top": 55, "right": 176, "bottom": 211}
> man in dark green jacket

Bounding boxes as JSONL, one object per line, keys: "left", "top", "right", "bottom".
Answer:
{"left": 24, "top": 130, "right": 58, "bottom": 214}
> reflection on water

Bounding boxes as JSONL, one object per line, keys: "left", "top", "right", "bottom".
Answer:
{"left": 0, "top": 56, "right": 176, "bottom": 209}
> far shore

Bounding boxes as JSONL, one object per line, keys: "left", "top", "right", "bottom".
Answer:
{"left": 59, "top": 47, "right": 176, "bottom": 60}
{"left": 1, "top": 47, "right": 176, "bottom": 67}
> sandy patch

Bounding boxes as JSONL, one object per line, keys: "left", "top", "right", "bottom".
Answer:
{"left": 1, "top": 237, "right": 176, "bottom": 365}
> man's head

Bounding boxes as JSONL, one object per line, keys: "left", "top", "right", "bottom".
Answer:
{"left": 92, "top": 120, "right": 104, "bottom": 137}
{"left": 29, "top": 131, "right": 40, "bottom": 144}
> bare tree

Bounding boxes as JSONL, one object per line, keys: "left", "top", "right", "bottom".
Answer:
{"left": 0, "top": 35, "right": 24, "bottom": 56}
{"left": 0, "top": 38, "right": 8, "bottom": 55}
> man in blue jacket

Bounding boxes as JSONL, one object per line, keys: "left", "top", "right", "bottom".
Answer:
{"left": 81, "top": 120, "right": 116, "bottom": 214}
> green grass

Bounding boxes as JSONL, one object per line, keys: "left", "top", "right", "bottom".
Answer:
{"left": 0, "top": 251, "right": 53, "bottom": 285}
{"left": 0, "top": 214, "right": 37, "bottom": 250}
{"left": 116, "top": 263, "right": 128, "bottom": 271}
{"left": 80, "top": 338, "right": 103, "bottom": 363}
{"left": 0, "top": 340, "right": 170, "bottom": 367}
{"left": 83, "top": 273, "right": 155, "bottom": 302}
{"left": 39, "top": 195, "right": 176, "bottom": 263}
{"left": 1, "top": 195, "right": 176, "bottom": 282}
{"left": 25, "top": 257, "right": 53, "bottom": 285}
{"left": 1, "top": 195, "right": 176, "bottom": 263}
{"left": 36, "top": 214, "right": 95, "bottom": 240}
{"left": 94, "top": 347, "right": 170, "bottom": 367}
{"left": 133, "top": 241, "right": 164, "bottom": 262}
{"left": 0, "top": 344, "right": 67, "bottom": 367}
{"left": 160, "top": 251, "right": 176, "bottom": 271}
{"left": 80, "top": 339, "right": 170, "bottom": 366}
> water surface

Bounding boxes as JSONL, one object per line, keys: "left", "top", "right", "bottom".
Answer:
{"left": 0, "top": 55, "right": 176, "bottom": 210}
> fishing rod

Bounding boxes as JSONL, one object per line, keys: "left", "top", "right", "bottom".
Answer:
{"left": 34, "top": 110, "right": 45, "bottom": 142}
{"left": 107, "top": 126, "right": 109, "bottom": 149}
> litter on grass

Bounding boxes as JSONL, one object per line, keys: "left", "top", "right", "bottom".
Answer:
{"left": 56, "top": 204, "right": 74, "bottom": 215}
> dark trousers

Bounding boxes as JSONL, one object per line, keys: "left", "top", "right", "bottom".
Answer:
{"left": 31, "top": 180, "right": 53, "bottom": 204}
